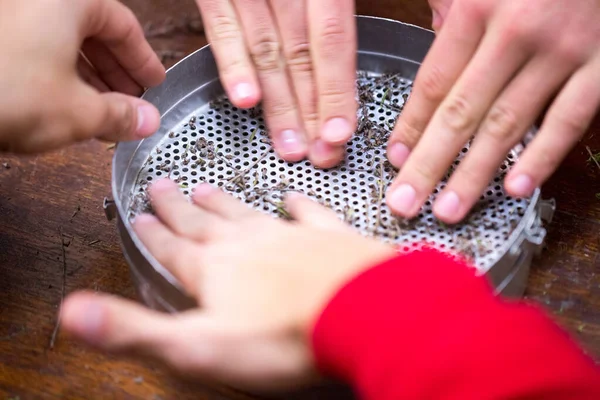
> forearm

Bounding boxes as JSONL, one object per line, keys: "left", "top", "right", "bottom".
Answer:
{"left": 311, "top": 249, "right": 600, "bottom": 400}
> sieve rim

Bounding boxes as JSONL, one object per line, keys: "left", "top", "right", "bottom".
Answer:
{"left": 111, "top": 15, "right": 544, "bottom": 307}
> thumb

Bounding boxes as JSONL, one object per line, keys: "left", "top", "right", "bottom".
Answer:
{"left": 60, "top": 291, "right": 221, "bottom": 371}
{"left": 61, "top": 291, "right": 179, "bottom": 354}
{"left": 67, "top": 83, "right": 160, "bottom": 144}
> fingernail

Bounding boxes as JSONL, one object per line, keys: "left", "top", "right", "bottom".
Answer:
{"left": 232, "top": 82, "right": 255, "bottom": 104}
{"left": 508, "top": 174, "right": 534, "bottom": 196}
{"left": 387, "top": 184, "right": 417, "bottom": 215}
{"left": 388, "top": 143, "right": 410, "bottom": 167}
{"left": 136, "top": 105, "right": 159, "bottom": 138}
{"left": 434, "top": 191, "right": 460, "bottom": 219}
{"left": 276, "top": 130, "right": 306, "bottom": 159}
{"left": 79, "top": 301, "right": 104, "bottom": 341}
{"left": 132, "top": 214, "right": 159, "bottom": 226}
{"left": 311, "top": 139, "right": 339, "bottom": 165}
{"left": 321, "top": 117, "right": 352, "bottom": 144}
{"left": 194, "top": 183, "right": 215, "bottom": 197}
{"left": 149, "top": 178, "right": 176, "bottom": 194}
{"left": 285, "top": 191, "right": 304, "bottom": 201}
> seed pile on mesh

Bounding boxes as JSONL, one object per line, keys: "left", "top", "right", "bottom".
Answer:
{"left": 129, "top": 71, "right": 530, "bottom": 271}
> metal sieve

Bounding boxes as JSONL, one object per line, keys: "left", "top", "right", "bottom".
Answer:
{"left": 106, "top": 16, "right": 556, "bottom": 312}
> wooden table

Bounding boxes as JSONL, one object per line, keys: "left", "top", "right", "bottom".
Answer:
{"left": 0, "top": 1, "right": 598, "bottom": 398}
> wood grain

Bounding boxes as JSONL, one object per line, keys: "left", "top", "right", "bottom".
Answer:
{"left": 0, "top": 0, "right": 598, "bottom": 398}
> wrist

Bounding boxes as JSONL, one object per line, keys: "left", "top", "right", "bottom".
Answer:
{"left": 300, "top": 236, "right": 398, "bottom": 341}
{"left": 309, "top": 248, "right": 483, "bottom": 382}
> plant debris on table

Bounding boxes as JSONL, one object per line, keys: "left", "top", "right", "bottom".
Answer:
{"left": 128, "top": 71, "right": 532, "bottom": 271}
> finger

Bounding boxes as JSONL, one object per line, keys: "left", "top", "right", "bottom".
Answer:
{"left": 59, "top": 82, "right": 160, "bottom": 145}
{"left": 77, "top": 53, "right": 110, "bottom": 93}
{"left": 192, "top": 183, "right": 256, "bottom": 220}
{"left": 308, "top": 139, "right": 346, "bottom": 169}
{"left": 308, "top": 0, "right": 356, "bottom": 145}
{"left": 82, "top": 39, "right": 143, "bottom": 96}
{"left": 149, "top": 179, "right": 225, "bottom": 240}
{"left": 61, "top": 291, "right": 176, "bottom": 353}
{"left": 232, "top": 0, "right": 308, "bottom": 162}
{"left": 308, "top": 0, "right": 356, "bottom": 166}
{"left": 505, "top": 57, "right": 600, "bottom": 197}
{"left": 387, "top": 3, "right": 485, "bottom": 167}
{"left": 429, "top": 0, "right": 454, "bottom": 32}
{"left": 78, "top": 0, "right": 165, "bottom": 88}
{"left": 133, "top": 214, "right": 205, "bottom": 289}
{"left": 433, "top": 56, "right": 574, "bottom": 222}
{"left": 285, "top": 192, "right": 349, "bottom": 232}
{"left": 195, "top": 0, "right": 261, "bottom": 108}
{"left": 61, "top": 291, "right": 222, "bottom": 373}
{"left": 61, "top": 292, "right": 314, "bottom": 392}
{"left": 386, "top": 23, "right": 529, "bottom": 218}
{"left": 269, "top": 0, "right": 319, "bottom": 142}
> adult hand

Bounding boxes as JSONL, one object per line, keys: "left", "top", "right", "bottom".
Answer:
{"left": 386, "top": 0, "right": 600, "bottom": 223}
{"left": 195, "top": 0, "right": 357, "bottom": 168}
{"left": 60, "top": 179, "right": 394, "bottom": 392}
{"left": 0, "top": 0, "right": 165, "bottom": 153}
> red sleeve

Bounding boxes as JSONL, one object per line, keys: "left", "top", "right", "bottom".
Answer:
{"left": 311, "top": 249, "right": 600, "bottom": 400}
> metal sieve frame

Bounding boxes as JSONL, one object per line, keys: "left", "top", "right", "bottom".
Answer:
{"left": 106, "top": 16, "right": 555, "bottom": 312}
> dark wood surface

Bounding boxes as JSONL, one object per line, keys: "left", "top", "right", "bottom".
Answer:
{"left": 0, "top": 1, "right": 598, "bottom": 398}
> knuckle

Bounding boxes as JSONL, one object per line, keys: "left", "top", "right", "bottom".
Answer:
{"left": 461, "top": 0, "right": 489, "bottom": 17}
{"left": 265, "top": 98, "right": 296, "bottom": 118}
{"left": 411, "top": 159, "right": 439, "bottom": 183}
{"left": 318, "top": 17, "right": 349, "bottom": 56}
{"left": 555, "top": 38, "right": 586, "bottom": 65}
{"left": 92, "top": 0, "right": 139, "bottom": 44}
{"left": 249, "top": 32, "right": 281, "bottom": 72}
{"left": 452, "top": 163, "right": 487, "bottom": 188}
{"left": 114, "top": 102, "right": 135, "bottom": 136}
{"left": 284, "top": 42, "right": 313, "bottom": 73}
{"left": 552, "top": 111, "right": 589, "bottom": 136}
{"left": 502, "top": 19, "right": 531, "bottom": 41}
{"left": 89, "top": 97, "right": 132, "bottom": 140}
{"left": 480, "top": 105, "right": 520, "bottom": 142}
{"left": 439, "top": 95, "right": 477, "bottom": 133}
{"left": 417, "top": 65, "right": 448, "bottom": 103}
{"left": 319, "top": 81, "right": 352, "bottom": 108}
{"left": 114, "top": 9, "right": 139, "bottom": 45}
{"left": 500, "top": 2, "right": 538, "bottom": 37}
{"left": 210, "top": 15, "right": 241, "bottom": 42}
{"left": 535, "top": 148, "right": 562, "bottom": 169}
{"left": 130, "top": 51, "right": 156, "bottom": 76}
{"left": 303, "top": 110, "right": 319, "bottom": 126}
{"left": 218, "top": 56, "right": 252, "bottom": 80}
{"left": 394, "top": 118, "right": 423, "bottom": 147}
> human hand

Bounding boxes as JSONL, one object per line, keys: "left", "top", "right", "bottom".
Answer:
{"left": 60, "top": 179, "right": 395, "bottom": 392}
{"left": 195, "top": 0, "right": 357, "bottom": 168}
{"left": 429, "top": 0, "right": 454, "bottom": 33}
{"left": 386, "top": 0, "right": 600, "bottom": 223}
{"left": 0, "top": 0, "right": 166, "bottom": 153}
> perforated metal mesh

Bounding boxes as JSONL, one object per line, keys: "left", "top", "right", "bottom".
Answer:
{"left": 128, "top": 72, "right": 532, "bottom": 272}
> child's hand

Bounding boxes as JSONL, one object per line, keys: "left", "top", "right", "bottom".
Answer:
{"left": 60, "top": 179, "right": 395, "bottom": 392}
{"left": 194, "top": 0, "right": 357, "bottom": 168}
{"left": 386, "top": 0, "right": 600, "bottom": 223}
{"left": 0, "top": 0, "right": 165, "bottom": 153}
